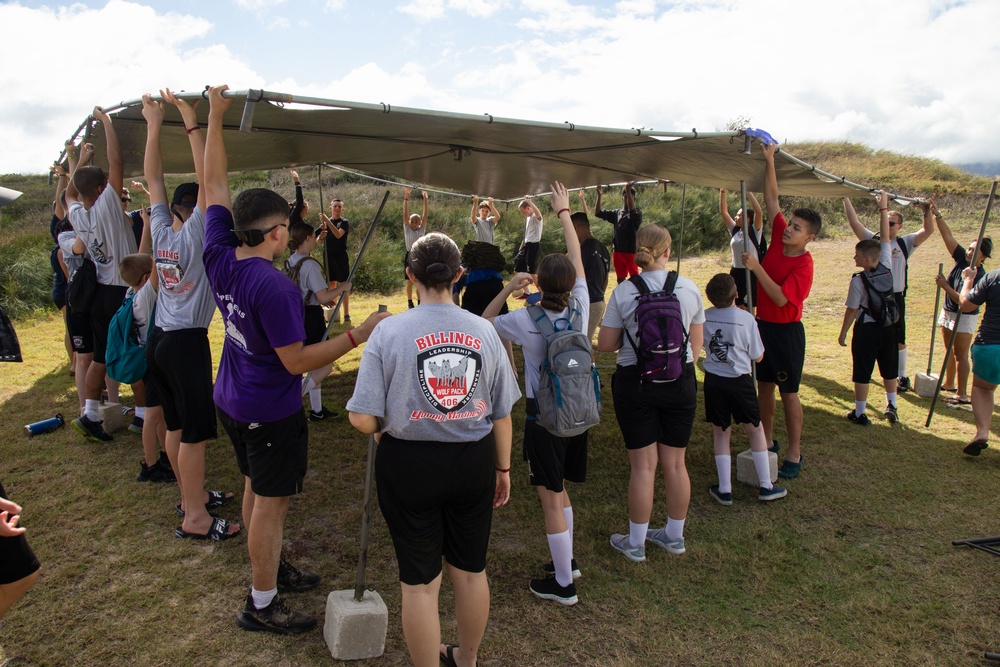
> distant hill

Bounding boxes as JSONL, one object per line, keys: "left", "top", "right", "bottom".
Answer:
{"left": 956, "top": 162, "right": 1000, "bottom": 178}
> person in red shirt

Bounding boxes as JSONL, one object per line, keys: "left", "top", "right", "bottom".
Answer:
{"left": 742, "top": 142, "right": 821, "bottom": 480}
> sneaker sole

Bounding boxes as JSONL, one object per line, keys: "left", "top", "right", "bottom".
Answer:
{"left": 758, "top": 489, "right": 788, "bottom": 501}
{"left": 542, "top": 568, "right": 582, "bottom": 580}
{"left": 709, "top": 490, "right": 733, "bottom": 506}
{"left": 609, "top": 537, "right": 646, "bottom": 562}
{"left": 236, "top": 612, "right": 316, "bottom": 634}
{"left": 71, "top": 420, "right": 111, "bottom": 442}
{"left": 648, "top": 540, "right": 686, "bottom": 555}
{"left": 529, "top": 586, "right": 578, "bottom": 606}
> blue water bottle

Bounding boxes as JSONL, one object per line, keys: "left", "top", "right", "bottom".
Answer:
{"left": 24, "top": 413, "right": 64, "bottom": 437}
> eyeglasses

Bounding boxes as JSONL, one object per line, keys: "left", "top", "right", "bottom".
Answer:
{"left": 121, "top": 197, "right": 131, "bottom": 203}
{"left": 262, "top": 223, "right": 288, "bottom": 234}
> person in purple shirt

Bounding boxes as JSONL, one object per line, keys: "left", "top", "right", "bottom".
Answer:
{"left": 202, "top": 85, "right": 390, "bottom": 635}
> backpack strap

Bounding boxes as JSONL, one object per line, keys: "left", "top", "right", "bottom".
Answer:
{"left": 527, "top": 304, "right": 556, "bottom": 338}
{"left": 857, "top": 270, "right": 879, "bottom": 321}
{"left": 664, "top": 271, "right": 679, "bottom": 294}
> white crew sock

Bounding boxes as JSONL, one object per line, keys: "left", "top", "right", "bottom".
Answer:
{"left": 563, "top": 505, "right": 573, "bottom": 544}
{"left": 886, "top": 392, "right": 897, "bottom": 407}
{"left": 85, "top": 399, "right": 100, "bottom": 422}
{"left": 301, "top": 373, "right": 318, "bottom": 396}
{"left": 665, "top": 517, "right": 685, "bottom": 542}
{"left": 629, "top": 520, "right": 648, "bottom": 548}
{"left": 898, "top": 348, "right": 907, "bottom": 377}
{"left": 715, "top": 455, "right": 732, "bottom": 494}
{"left": 309, "top": 388, "right": 323, "bottom": 413}
{"left": 855, "top": 401, "right": 866, "bottom": 417}
{"left": 752, "top": 450, "right": 773, "bottom": 489}
{"left": 134, "top": 406, "right": 146, "bottom": 419}
{"left": 251, "top": 586, "right": 277, "bottom": 610}
{"left": 546, "top": 530, "right": 574, "bottom": 587}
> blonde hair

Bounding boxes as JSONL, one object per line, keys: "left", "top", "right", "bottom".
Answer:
{"left": 634, "top": 224, "right": 671, "bottom": 269}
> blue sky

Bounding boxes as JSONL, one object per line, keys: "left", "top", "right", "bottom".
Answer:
{"left": 2, "top": 0, "right": 999, "bottom": 176}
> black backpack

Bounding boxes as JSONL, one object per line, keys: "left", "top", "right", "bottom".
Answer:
{"left": 67, "top": 257, "right": 97, "bottom": 313}
{"left": 872, "top": 233, "right": 908, "bottom": 295}
{"left": 732, "top": 221, "right": 767, "bottom": 263}
{"left": 858, "top": 264, "right": 899, "bottom": 327}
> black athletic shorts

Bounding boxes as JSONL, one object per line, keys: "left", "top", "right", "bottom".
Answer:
{"left": 756, "top": 320, "right": 806, "bottom": 394}
{"left": 219, "top": 407, "right": 307, "bottom": 498}
{"left": 304, "top": 305, "right": 326, "bottom": 345}
{"left": 375, "top": 431, "right": 496, "bottom": 586}
{"left": 851, "top": 321, "right": 899, "bottom": 384}
{"left": 403, "top": 251, "right": 411, "bottom": 281}
{"left": 893, "top": 292, "right": 906, "bottom": 347}
{"left": 462, "top": 277, "right": 509, "bottom": 318}
{"left": 611, "top": 363, "right": 697, "bottom": 449}
{"left": 730, "top": 267, "right": 759, "bottom": 309}
{"left": 513, "top": 242, "right": 541, "bottom": 274}
{"left": 90, "top": 283, "right": 128, "bottom": 364}
{"left": 523, "top": 400, "right": 587, "bottom": 492}
{"left": 327, "top": 251, "right": 349, "bottom": 283}
{"left": 143, "top": 366, "right": 161, "bottom": 408}
{"left": 67, "top": 306, "right": 94, "bottom": 354}
{"left": 147, "top": 327, "right": 217, "bottom": 442}
{"left": 0, "top": 480, "right": 40, "bottom": 585}
{"left": 703, "top": 372, "right": 760, "bottom": 429}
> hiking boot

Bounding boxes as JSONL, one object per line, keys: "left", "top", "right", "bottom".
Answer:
{"left": 897, "top": 376, "right": 911, "bottom": 393}
{"left": 277, "top": 556, "right": 321, "bottom": 593}
{"left": 72, "top": 415, "right": 113, "bottom": 442}
{"left": 307, "top": 407, "right": 338, "bottom": 422}
{"left": 609, "top": 533, "right": 646, "bottom": 562}
{"left": 646, "top": 527, "right": 686, "bottom": 555}
{"left": 709, "top": 485, "right": 733, "bottom": 506}
{"left": 237, "top": 593, "right": 316, "bottom": 634}
{"left": 529, "top": 576, "right": 578, "bottom": 606}
{"left": 847, "top": 410, "right": 871, "bottom": 426}
{"left": 541, "top": 559, "right": 581, "bottom": 580}
{"left": 128, "top": 416, "right": 144, "bottom": 434}
{"left": 884, "top": 403, "right": 898, "bottom": 424}
{"left": 136, "top": 459, "right": 176, "bottom": 483}
{"left": 758, "top": 485, "right": 788, "bottom": 501}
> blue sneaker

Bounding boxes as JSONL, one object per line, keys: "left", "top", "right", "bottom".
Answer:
{"left": 645, "top": 527, "right": 685, "bottom": 555}
{"left": 758, "top": 485, "right": 788, "bottom": 501}
{"left": 610, "top": 534, "right": 646, "bottom": 562}
{"left": 709, "top": 485, "right": 733, "bottom": 506}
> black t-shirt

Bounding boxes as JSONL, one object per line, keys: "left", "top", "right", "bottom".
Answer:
{"left": 581, "top": 237, "right": 610, "bottom": 303}
{"left": 596, "top": 207, "right": 642, "bottom": 253}
{"left": 325, "top": 218, "right": 350, "bottom": 256}
{"left": 945, "top": 245, "right": 984, "bottom": 314}
{"left": 966, "top": 268, "right": 1000, "bottom": 345}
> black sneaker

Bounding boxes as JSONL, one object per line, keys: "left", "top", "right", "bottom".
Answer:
{"left": 343, "top": 315, "right": 351, "bottom": 323}
{"left": 541, "top": 559, "right": 581, "bottom": 580}
{"left": 157, "top": 450, "right": 174, "bottom": 473}
{"left": 898, "top": 376, "right": 911, "bottom": 393}
{"left": 847, "top": 410, "right": 871, "bottom": 426}
{"left": 884, "top": 403, "right": 898, "bottom": 424}
{"left": 307, "top": 407, "right": 338, "bottom": 422}
{"left": 136, "top": 459, "right": 176, "bottom": 483}
{"left": 128, "top": 416, "right": 144, "bottom": 434}
{"left": 529, "top": 576, "right": 578, "bottom": 606}
{"left": 407, "top": 299, "right": 415, "bottom": 309}
{"left": 72, "top": 415, "right": 113, "bottom": 442}
{"left": 237, "top": 593, "right": 317, "bottom": 634}
{"left": 277, "top": 556, "right": 321, "bottom": 593}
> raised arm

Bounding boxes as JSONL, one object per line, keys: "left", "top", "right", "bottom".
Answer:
{"left": 486, "top": 198, "right": 500, "bottom": 223}
{"left": 204, "top": 85, "right": 233, "bottom": 209}
{"left": 577, "top": 189, "right": 588, "bottom": 215}
{"left": 912, "top": 198, "right": 936, "bottom": 248}
{"left": 141, "top": 94, "right": 168, "bottom": 207}
{"left": 761, "top": 142, "right": 779, "bottom": 222}
{"left": 404, "top": 187, "right": 411, "bottom": 225}
{"left": 623, "top": 181, "right": 637, "bottom": 213}
{"left": 551, "top": 181, "right": 584, "bottom": 279}
{"left": 65, "top": 142, "right": 94, "bottom": 207}
{"left": 288, "top": 169, "right": 304, "bottom": 223}
{"left": 93, "top": 106, "right": 123, "bottom": 198}
{"left": 719, "top": 189, "right": 735, "bottom": 232}
{"left": 421, "top": 190, "right": 429, "bottom": 228}
{"left": 877, "top": 190, "right": 891, "bottom": 242}
{"left": 931, "top": 200, "right": 958, "bottom": 254}
{"left": 749, "top": 192, "right": 763, "bottom": 233}
{"left": 138, "top": 205, "right": 153, "bottom": 257}
{"left": 470, "top": 195, "right": 479, "bottom": 224}
{"left": 595, "top": 184, "right": 603, "bottom": 215}
{"left": 524, "top": 196, "right": 543, "bottom": 220}
{"left": 52, "top": 163, "right": 69, "bottom": 219}
{"left": 163, "top": 88, "right": 205, "bottom": 210}
{"left": 842, "top": 197, "right": 868, "bottom": 240}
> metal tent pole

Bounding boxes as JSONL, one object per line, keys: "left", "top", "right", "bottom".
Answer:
{"left": 927, "top": 263, "right": 943, "bottom": 377}
{"left": 676, "top": 184, "right": 686, "bottom": 273}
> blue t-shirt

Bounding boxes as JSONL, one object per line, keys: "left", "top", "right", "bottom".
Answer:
{"left": 204, "top": 205, "right": 306, "bottom": 423}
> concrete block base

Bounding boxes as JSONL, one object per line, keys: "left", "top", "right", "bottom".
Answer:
{"left": 914, "top": 373, "right": 939, "bottom": 398}
{"left": 736, "top": 449, "right": 777, "bottom": 487}
{"left": 98, "top": 402, "right": 124, "bottom": 434}
{"left": 324, "top": 589, "right": 387, "bottom": 660}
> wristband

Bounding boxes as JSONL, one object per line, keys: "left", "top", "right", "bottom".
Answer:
{"left": 346, "top": 330, "right": 358, "bottom": 348}
{"left": 556, "top": 208, "right": 570, "bottom": 217}
{"left": 185, "top": 125, "right": 199, "bottom": 134}
{"left": 496, "top": 467, "right": 511, "bottom": 473}
{"left": 879, "top": 207, "right": 888, "bottom": 212}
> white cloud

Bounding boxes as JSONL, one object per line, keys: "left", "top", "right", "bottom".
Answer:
{"left": 399, "top": 0, "right": 446, "bottom": 20}
{"left": 324, "top": 0, "right": 345, "bottom": 11}
{"left": 232, "top": 0, "right": 287, "bottom": 11}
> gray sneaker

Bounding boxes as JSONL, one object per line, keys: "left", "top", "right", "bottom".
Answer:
{"left": 609, "top": 533, "right": 646, "bottom": 562}
{"left": 646, "top": 527, "right": 686, "bottom": 555}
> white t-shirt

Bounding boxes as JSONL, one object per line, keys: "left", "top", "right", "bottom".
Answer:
{"left": 523, "top": 214, "right": 543, "bottom": 243}
{"left": 127, "top": 279, "right": 157, "bottom": 345}
{"left": 703, "top": 306, "right": 764, "bottom": 378}
{"left": 729, "top": 225, "right": 764, "bottom": 269}
{"left": 404, "top": 223, "right": 425, "bottom": 252}
{"left": 287, "top": 252, "right": 328, "bottom": 306}
{"left": 492, "top": 278, "right": 589, "bottom": 399}
{"left": 58, "top": 230, "right": 84, "bottom": 278}
{"left": 602, "top": 269, "right": 706, "bottom": 367}
{"left": 846, "top": 242, "right": 893, "bottom": 324}
{"left": 860, "top": 228, "right": 915, "bottom": 294}
{"left": 67, "top": 185, "right": 137, "bottom": 287}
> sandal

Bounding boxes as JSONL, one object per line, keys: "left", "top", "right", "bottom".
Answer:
{"left": 439, "top": 644, "right": 459, "bottom": 667}
{"left": 944, "top": 396, "right": 972, "bottom": 405}
{"left": 174, "top": 516, "right": 241, "bottom": 541}
{"left": 175, "top": 490, "right": 236, "bottom": 517}
{"left": 964, "top": 440, "right": 989, "bottom": 456}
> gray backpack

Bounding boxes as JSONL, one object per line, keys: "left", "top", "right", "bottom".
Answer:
{"left": 527, "top": 301, "right": 602, "bottom": 438}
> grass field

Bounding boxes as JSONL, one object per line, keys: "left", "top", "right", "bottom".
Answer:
{"left": 3, "top": 211, "right": 1000, "bottom": 666}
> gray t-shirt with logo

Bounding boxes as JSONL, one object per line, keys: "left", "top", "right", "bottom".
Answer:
{"left": 68, "top": 185, "right": 137, "bottom": 287}
{"left": 151, "top": 204, "right": 215, "bottom": 331}
{"left": 702, "top": 306, "right": 764, "bottom": 378}
{"left": 347, "top": 304, "right": 520, "bottom": 442}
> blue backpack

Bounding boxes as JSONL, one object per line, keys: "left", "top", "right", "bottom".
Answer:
{"left": 106, "top": 292, "right": 154, "bottom": 384}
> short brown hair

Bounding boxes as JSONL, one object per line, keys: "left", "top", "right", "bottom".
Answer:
{"left": 705, "top": 273, "right": 737, "bottom": 308}
{"left": 118, "top": 253, "right": 153, "bottom": 288}
{"left": 72, "top": 166, "right": 107, "bottom": 199}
